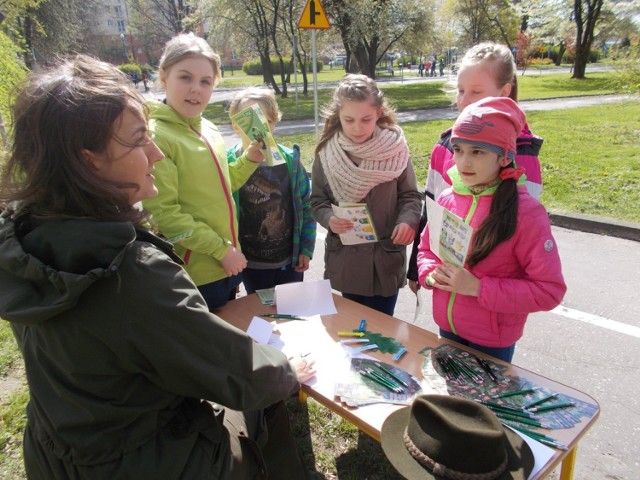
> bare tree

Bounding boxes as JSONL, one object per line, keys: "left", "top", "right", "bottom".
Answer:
{"left": 455, "top": 0, "right": 518, "bottom": 48}
{"left": 128, "top": 0, "right": 192, "bottom": 58}
{"left": 324, "top": 0, "right": 433, "bottom": 78}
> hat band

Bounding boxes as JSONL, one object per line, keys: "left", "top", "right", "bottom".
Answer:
{"left": 403, "top": 428, "right": 508, "bottom": 480}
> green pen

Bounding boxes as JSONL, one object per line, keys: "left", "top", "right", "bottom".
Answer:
{"left": 359, "top": 369, "right": 401, "bottom": 394}
{"left": 492, "top": 387, "right": 541, "bottom": 399}
{"left": 528, "top": 402, "right": 576, "bottom": 413}
{"left": 260, "top": 313, "right": 305, "bottom": 320}
{"left": 505, "top": 424, "right": 569, "bottom": 450}
{"left": 374, "top": 362, "right": 409, "bottom": 388}
{"left": 365, "top": 368, "right": 403, "bottom": 393}
{"left": 494, "top": 412, "right": 548, "bottom": 428}
{"left": 480, "top": 401, "right": 539, "bottom": 419}
{"left": 524, "top": 393, "right": 559, "bottom": 409}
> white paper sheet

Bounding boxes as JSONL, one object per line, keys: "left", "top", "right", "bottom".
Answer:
{"left": 274, "top": 279, "right": 337, "bottom": 316}
{"left": 246, "top": 316, "right": 274, "bottom": 345}
{"left": 506, "top": 426, "right": 556, "bottom": 480}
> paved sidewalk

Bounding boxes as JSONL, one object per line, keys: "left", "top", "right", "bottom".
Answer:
{"left": 217, "top": 94, "right": 636, "bottom": 137}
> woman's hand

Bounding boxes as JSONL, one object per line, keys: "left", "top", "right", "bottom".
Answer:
{"left": 289, "top": 354, "right": 316, "bottom": 383}
{"left": 431, "top": 263, "right": 480, "bottom": 296}
{"left": 328, "top": 216, "right": 354, "bottom": 234}
{"left": 295, "top": 254, "right": 310, "bottom": 272}
{"left": 408, "top": 280, "right": 420, "bottom": 294}
{"left": 245, "top": 140, "right": 265, "bottom": 163}
{"left": 391, "top": 223, "right": 416, "bottom": 245}
{"left": 220, "top": 246, "right": 247, "bottom": 276}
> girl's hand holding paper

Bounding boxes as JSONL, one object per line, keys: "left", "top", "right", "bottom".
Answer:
{"left": 432, "top": 263, "right": 480, "bottom": 297}
{"left": 245, "top": 140, "right": 265, "bottom": 163}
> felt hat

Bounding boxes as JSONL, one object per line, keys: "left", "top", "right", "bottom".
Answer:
{"left": 381, "top": 395, "right": 534, "bottom": 480}
{"left": 451, "top": 97, "right": 526, "bottom": 161}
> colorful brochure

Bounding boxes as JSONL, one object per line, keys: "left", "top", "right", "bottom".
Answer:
{"left": 230, "top": 103, "right": 285, "bottom": 166}
{"left": 425, "top": 198, "right": 473, "bottom": 268}
{"left": 331, "top": 202, "right": 378, "bottom": 245}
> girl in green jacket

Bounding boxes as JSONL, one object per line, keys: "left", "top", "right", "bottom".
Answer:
{"left": 143, "top": 34, "right": 264, "bottom": 309}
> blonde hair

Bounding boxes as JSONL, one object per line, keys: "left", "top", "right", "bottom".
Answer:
{"left": 457, "top": 42, "right": 518, "bottom": 101}
{"left": 228, "top": 86, "right": 282, "bottom": 123}
{"left": 158, "top": 33, "right": 222, "bottom": 86}
{"left": 315, "top": 74, "right": 396, "bottom": 156}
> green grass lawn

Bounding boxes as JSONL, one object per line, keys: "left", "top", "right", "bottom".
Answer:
{"left": 205, "top": 71, "right": 616, "bottom": 124}
{"left": 281, "top": 102, "right": 640, "bottom": 224}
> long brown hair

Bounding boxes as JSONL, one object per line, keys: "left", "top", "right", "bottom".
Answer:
{"left": 466, "top": 162, "right": 519, "bottom": 267}
{"left": 1, "top": 54, "right": 148, "bottom": 223}
{"left": 314, "top": 74, "right": 396, "bottom": 157}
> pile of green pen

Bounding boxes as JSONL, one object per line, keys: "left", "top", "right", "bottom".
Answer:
{"left": 478, "top": 387, "right": 573, "bottom": 450}
{"left": 434, "top": 353, "right": 484, "bottom": 385}
{"left": 358, "top": 362, "right": 409, "bottom": 394}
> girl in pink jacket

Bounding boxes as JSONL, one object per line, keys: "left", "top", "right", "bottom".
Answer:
{"left": 417, "top": 97, "right": 566, "bottom": 362}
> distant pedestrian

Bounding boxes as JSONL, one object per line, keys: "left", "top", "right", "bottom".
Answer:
{"left": 418, "top": 62, "right": 425, "bottom": 77}
{"left": 142, "top": 72, "right": 149, "bottom": 92}
{"left": 430, "top": 58, "right": 437, "bottom": 76}
{"left": 438, "top": 58, "right": 445, "bottom": 76}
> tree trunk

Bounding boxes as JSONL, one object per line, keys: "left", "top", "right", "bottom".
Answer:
{"left": 571, "top": 0, "right": 604, "bottom": 79}
{"left": 556, "top": 41, "right": 566, "bottom": 66}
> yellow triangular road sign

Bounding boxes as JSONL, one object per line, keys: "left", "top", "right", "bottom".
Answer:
{"left": 298, "top": 0, "right": 331, "bottom": 29}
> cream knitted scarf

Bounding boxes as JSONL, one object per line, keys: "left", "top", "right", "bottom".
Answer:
{"left": 319, "top": 125, "right": 410, "bottom": 203}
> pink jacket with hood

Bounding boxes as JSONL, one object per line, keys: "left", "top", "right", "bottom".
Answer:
{"left": 417, "top": 167, "right": 566, "bottom": 348}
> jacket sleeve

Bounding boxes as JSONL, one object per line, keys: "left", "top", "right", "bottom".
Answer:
{"left": 425, "top": 131, "right": 454, "bottom": 200}
{"left": 310, "top": 158, "right": 335, "bottom": 230}
{"left": 142, "top": 152, "right": 232, "bottom": 261}
{"left": 477, "top": 205, "right": 567, "bottom": 314}
{"left": 416, "top": 216, "right": 442, "bottom": 289}
{"left": 394, "top": 160, "right": 422, "bottom": 232}
{"left": 516, "top": 124, "right": 544, "bottom": 200}
{"left": 293, "top": 146, "right": 316, "bottom": 258}
{"left": 228, "top": 152, "right": 260, "bottom": 193}
{"left": 122, "top": 245, "right": 300, "bottom": 411}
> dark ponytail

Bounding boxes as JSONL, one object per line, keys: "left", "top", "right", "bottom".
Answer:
{"left": 466, "top": 172, "right": 519, "bottom": 267}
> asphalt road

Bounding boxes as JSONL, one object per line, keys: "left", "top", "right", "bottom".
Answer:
{"left": 293, "top": 224, "right": 640, "bottom": 480}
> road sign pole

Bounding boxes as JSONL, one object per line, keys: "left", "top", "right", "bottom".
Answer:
{"left": 297, "top": 0, "right": 329, "bottom": 141}
{"left": 312, "top": 29, "right": 319, "bottom": 141}
{"left": 293, "top": 35, "right": 299, "bottom": 116}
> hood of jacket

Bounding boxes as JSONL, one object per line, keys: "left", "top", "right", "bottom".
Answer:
{"left": 148, "top": 100, "right": 202, "bottom": 130}
{"left": 0, "top": 216, "right": 176, "bottom": 326}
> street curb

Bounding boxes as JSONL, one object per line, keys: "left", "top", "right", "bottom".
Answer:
{"left": 549, "top": 210, "right": 640, "bottom": 243}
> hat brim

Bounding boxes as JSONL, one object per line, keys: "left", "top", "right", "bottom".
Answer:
{"left": 381, "top": 406, "right": 535, "bottom": 480}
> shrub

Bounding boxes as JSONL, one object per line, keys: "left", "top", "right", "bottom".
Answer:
{"left": 118, "top": 63, "right": 143, "bottom": 80}
{"left": 0, "top": 32, "right": 28, "bottom": 143}
{"left": 609, "top": 48, "right": 640, "bottom": 94}
{"left": 529, "top": 58, "right": 555, "bottom": 66}
{"left": 242, "top": 57, "right": 322, "bottom": 76}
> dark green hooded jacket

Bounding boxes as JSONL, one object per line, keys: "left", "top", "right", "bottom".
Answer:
{"left": 0, "top": 216, "right": 299, "bottom": 479}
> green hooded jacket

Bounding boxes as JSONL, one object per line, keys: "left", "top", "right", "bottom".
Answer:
{"left": 0, "top": 216, "right": 299, "bottom": 479}
{"left": 142, "top": 101, "right": 259, "bottom": 286}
